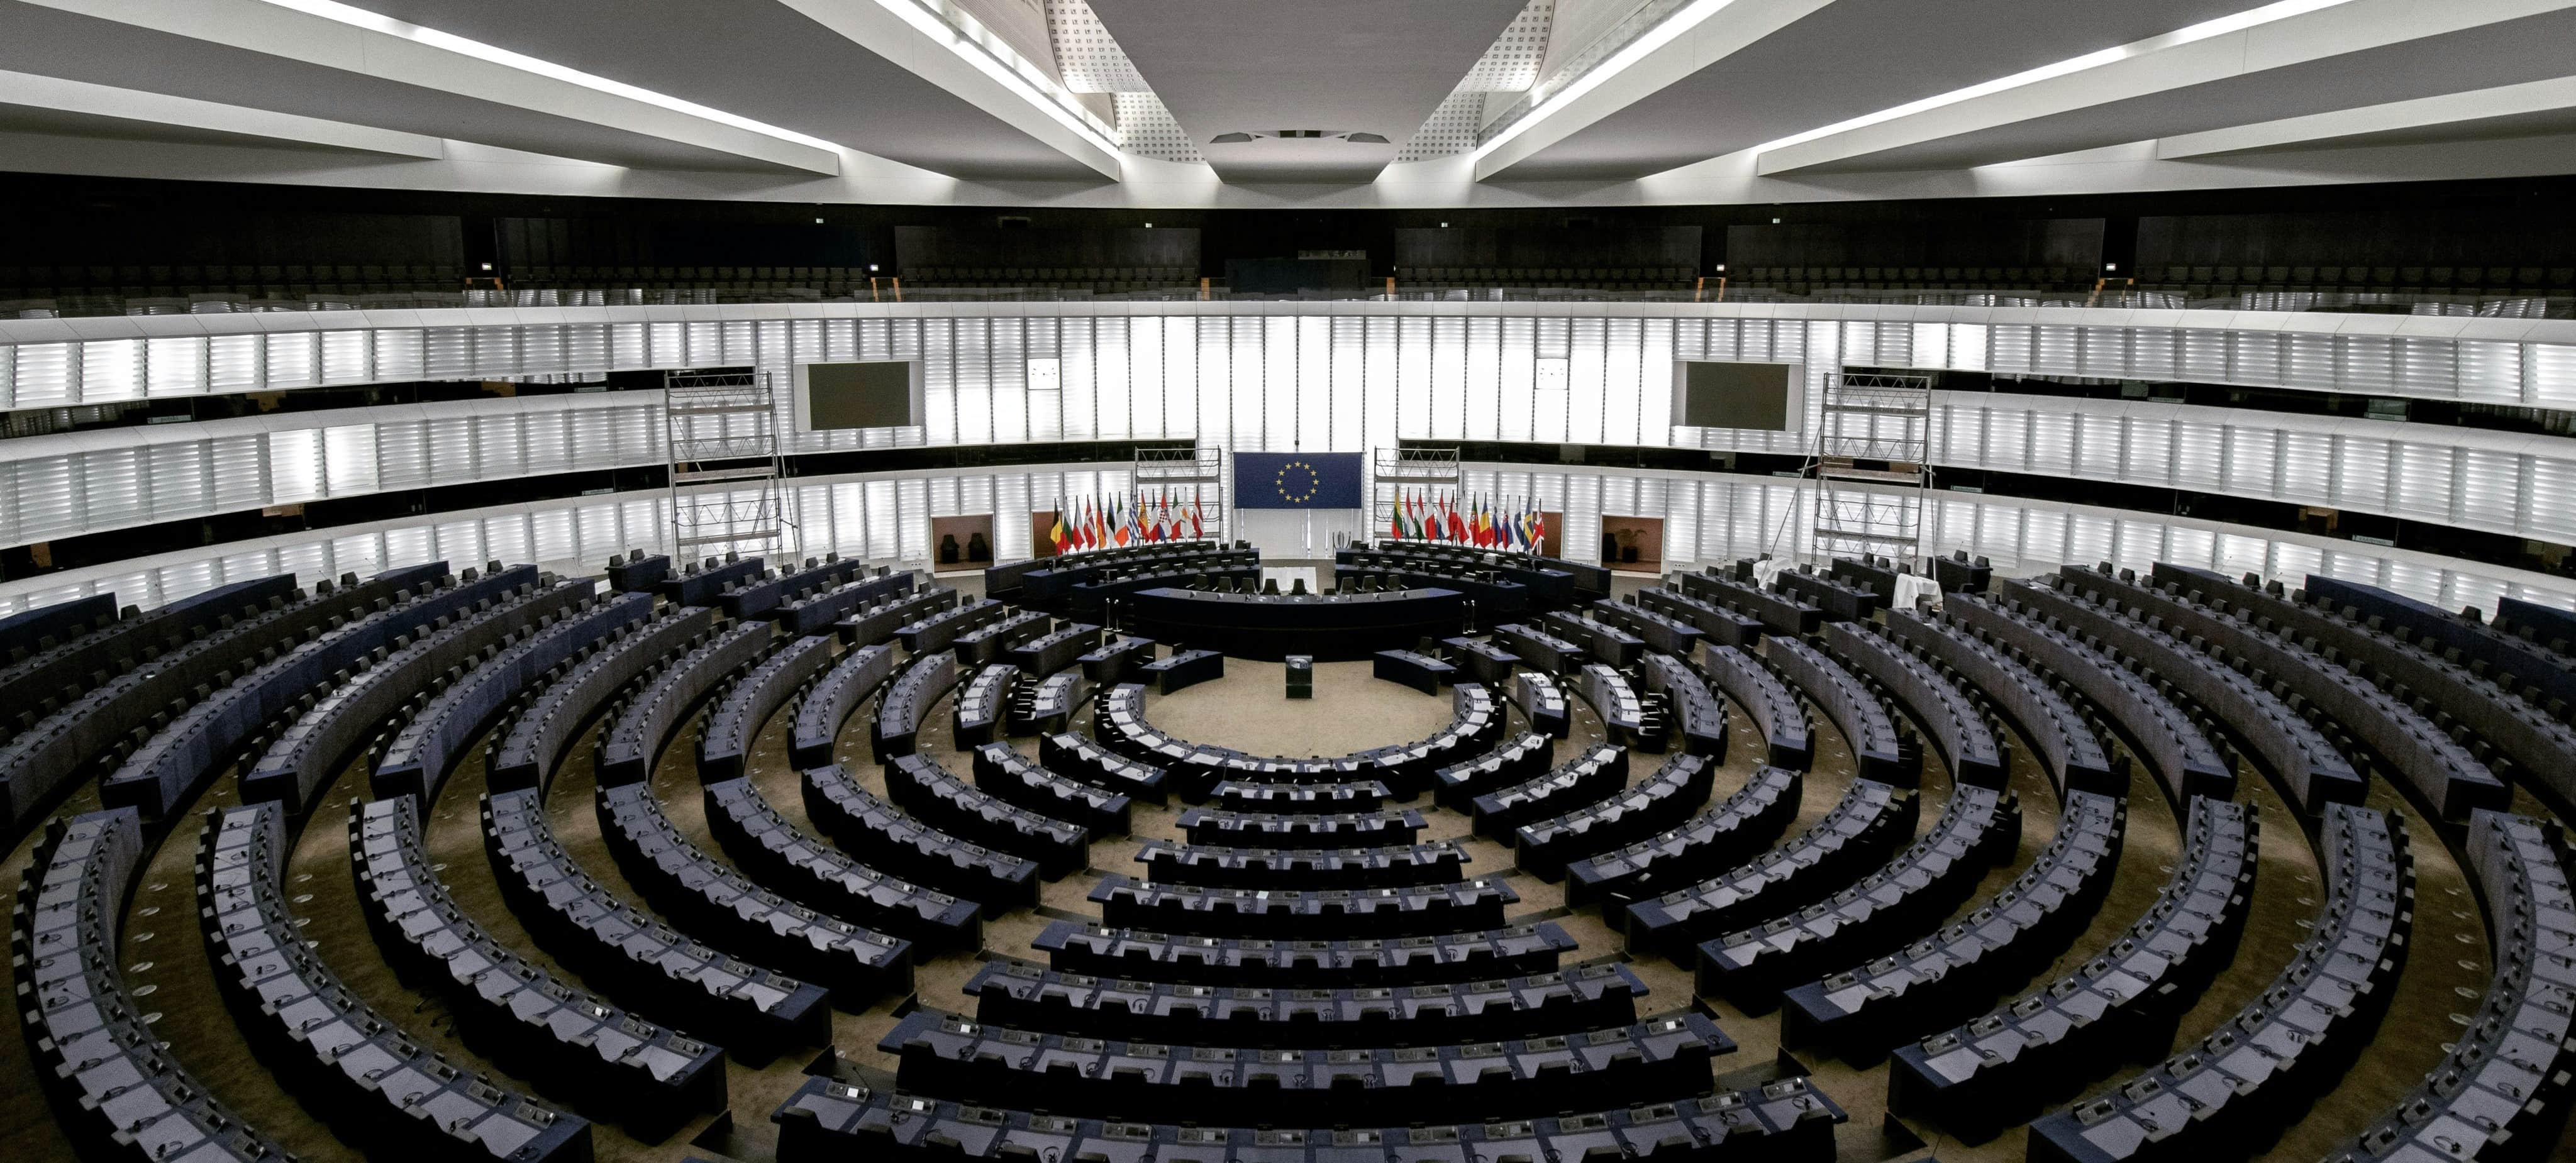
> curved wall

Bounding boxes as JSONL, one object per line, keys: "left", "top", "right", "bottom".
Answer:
{"left": 4, "top": 462, "right": 2567, "bottom": 621}
{"left": 5, "top": 302, "right": 2572, "bottom": 615}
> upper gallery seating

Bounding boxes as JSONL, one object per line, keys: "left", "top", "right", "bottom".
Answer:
{"left": 1392, "top": 265, "right": 1696, "bottom": 290}
{"left": 900, "top": 265, "right": 1198, "bottom": 293}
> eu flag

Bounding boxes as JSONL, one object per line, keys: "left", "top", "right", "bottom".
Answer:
{"left": 1235, "top": 452, "right": 1365, "bottom": 509}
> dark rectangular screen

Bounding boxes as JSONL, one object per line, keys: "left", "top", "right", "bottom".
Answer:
{"left": 1675, "top": 361, "right": 1795, "bottom": 430}
{"left": 804, "top": 361, "right": 920, "bottom": 430}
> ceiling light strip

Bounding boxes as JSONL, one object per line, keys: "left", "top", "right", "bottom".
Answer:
{"left": 1473, "top": 0, "right": 1728, "bottom": 158}
{"left": 881, "top": 0, "right": 1124, "bottom": 154}
{"left": 1745, "top": 0, "right": 2355, "bottom": 157}
{"left": 247, "top": 0, "right": 847, "bottom": 153}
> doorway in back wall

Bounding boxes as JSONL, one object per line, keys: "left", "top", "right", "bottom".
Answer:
{"left": 1599, "top": 515, "right": 1663, "bottom": 574}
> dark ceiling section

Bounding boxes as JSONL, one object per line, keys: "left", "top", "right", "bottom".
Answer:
{"left": 8, "top": 170, "right": 2576, "bottom": 278}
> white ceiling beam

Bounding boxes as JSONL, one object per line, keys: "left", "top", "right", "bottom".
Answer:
{"left": 0, "top": 68, "right": 444, "bottom": 155}
{"left": 2156, "top": 74, "right": 2576, "bottom": 157}
{"left": 14, "top": 0, "right": 843, "bottom": 174}
{"left": 1755, "top": 0, "right": 2576, "bottom": 175}
{"left": 772, "top": 0, "right": 1124, "bottom": 181}
{"left": 1474, "top": 0, "right": 1833, "bottom": 180}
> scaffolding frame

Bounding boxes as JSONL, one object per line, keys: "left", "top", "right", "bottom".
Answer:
{"left": 1803, "top": 372, "right": 1933, "bottom": 570}
{"left": 662, "top": 368, "right": 798, "bottom": 563}
{"left": 1375, "top": 446, "right": 1462, "bottom": 487}
{"left": 1134, "top": 444, "right": 1225, "bottom": 541}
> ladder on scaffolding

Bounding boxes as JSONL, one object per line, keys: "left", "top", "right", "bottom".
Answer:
{"left": 1805, "top": 372, "right": 1933, "bottom": 571}
{"left": 662, "top": 368, "right": 797, "bottom": 563}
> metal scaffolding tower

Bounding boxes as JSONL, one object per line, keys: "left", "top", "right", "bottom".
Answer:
{"left": 662, "top": 368, "right": 797, "bottom": 563}
{"left": 1807, "top": 372, "right": 1933, "bottom": 568}
{"left": 1134, "top": 444, "right": 1225, "bottom": 540}
{"left": 1375, "top": 446, "right": 1462, "bottom": 544}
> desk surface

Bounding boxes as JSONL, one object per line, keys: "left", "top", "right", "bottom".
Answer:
{"left": 1121, "top": 587, "right": 1470, "bottom": 661}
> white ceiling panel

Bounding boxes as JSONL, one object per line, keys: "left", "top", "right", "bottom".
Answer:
{"left": 1758, "top": 0, "right": 2576, "bottom": 174}
{"left": 0, "top": 0, "right": 835, "bottom": 172}
{"left": 345, "top": 0, "right": 1117, "bottom": 180}
{"left": 1486, "top": 0, "right": 2266, "bottom": 181}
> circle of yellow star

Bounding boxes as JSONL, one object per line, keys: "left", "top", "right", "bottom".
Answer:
{"left": 1273, "top": 460, "right": 1321, "bottom": 504}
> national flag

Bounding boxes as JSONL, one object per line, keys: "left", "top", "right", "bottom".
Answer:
{"left": 1088, "top": 497, "right": 1106, "bottom": 549}
{"left": 1190, "top": 495, "right": 1206, "bottom": 539}
{"left": 1050, "top": 507, "right": 1070, "bottom": 554}
{"left": 1447, "top": 495, "right": 1468, "bottom": 542}
{"left": 1141, "top": 494, "right": 1160, "bottom": 543}
{"left": 1072, "top": 499, "right": 1088, "bottom": 551}
{"left": 1389, "top": 493, "right": 1405, "bottom": 540}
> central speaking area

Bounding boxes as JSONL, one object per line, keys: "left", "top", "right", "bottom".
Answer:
{"left": 1140, "top": 658, "right": 1460, "bottom": 758}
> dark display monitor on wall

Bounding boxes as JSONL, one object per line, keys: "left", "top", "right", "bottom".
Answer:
{"left": 794, "top": 360, "right": 924, "bottom": 432}
{"left": 1671, "top": 360, "right": 1802, "bottom": 431}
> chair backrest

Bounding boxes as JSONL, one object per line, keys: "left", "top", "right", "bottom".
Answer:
{"left": 1261, "top": 578, "right": 1281, "bottom": 595}
{"left": 1290, "top": 578, "right": 1309, "bottom": 596}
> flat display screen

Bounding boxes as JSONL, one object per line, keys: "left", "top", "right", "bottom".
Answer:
{"left": 1672, "top": 360, "right": 1801, "bottom": 431}
{"left": 796, "top": 360, "right": 923, "bottom": 431}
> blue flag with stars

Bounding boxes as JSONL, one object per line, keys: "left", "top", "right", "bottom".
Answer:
{"left": 1235, "top": 452, "right": 1365, "bottom": 509}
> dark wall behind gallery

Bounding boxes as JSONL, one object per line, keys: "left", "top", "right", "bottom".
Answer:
{"left": 4, "top": 169, "right": 2575, "bottom": 284}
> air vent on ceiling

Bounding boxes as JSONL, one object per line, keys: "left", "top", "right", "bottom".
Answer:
{"left": 1208, "top": 130, "right": 1393, "bottom": 145}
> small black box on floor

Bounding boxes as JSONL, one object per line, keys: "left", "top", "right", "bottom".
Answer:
{"left": 1285, "top": 654, "right": 1313, "bottom": 698}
